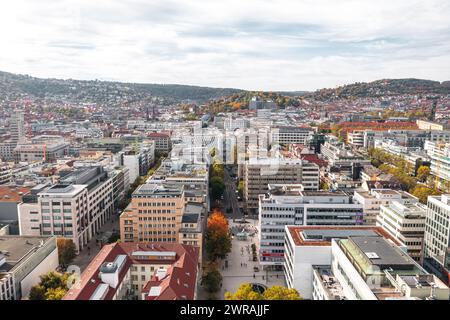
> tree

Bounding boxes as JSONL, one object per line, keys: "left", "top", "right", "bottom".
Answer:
{"left": 417, "top": 165, "right": 431, "bottom": 182}
{"left": 29, "top": 272, "right": 69, "bottom": 300}
{"left": 206, "top": 210, "right": 231, "bottom": 261}
{"left": 263, "top": 285, "right": 302, "bottom": 300}
{"left": 210, "top": 176, "right": 225, "bottom": 200}
{"left": 410, "top": 185, "right": 441, "bottom": 204}
{"left": 225, "top": 284, "right": 302, "bottom": 300}
{"left": 45, "top": 287, "right": 68, "bottom": 300}
{"left": 202, "top": 268, "right": 222, "bottom": 293}
{"left": 29, "top": 285, "right": 46, "bottom": 300}
{"left": 57, "top": 238, "right": 76, "bottom": 267}
{"left": 225, "top": 283, "right": 263, "bottom": 300}
{"left": 237, "top": 180, "right": 244, "bottom": 197}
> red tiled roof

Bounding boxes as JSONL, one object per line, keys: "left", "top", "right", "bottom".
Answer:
{"left": 64, "top": 242, "right": 199, "bottom": 301}
{"left": 0, "top": 186, "right": 31, "bottom": 202}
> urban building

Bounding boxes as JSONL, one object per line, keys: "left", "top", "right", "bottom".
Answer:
{"left": 377, "top": 201, "right": 427, "bottom": 261}
{"left": 18, "top": 167, "right": 114, "bottom": 252}
{"left": 353, "top": 188, "right": 419, "bottom": 225}
{"left": 63, "top": 242, "right": 199, "bottom": 300}
{"left": 244, "top": 157, "right": 319, "bottom": 212}
{"left": 284, "top": 226, "right": 404, "bottom": 299}
{"left": 324, "top": 236, "right": 449, "bottom": 300}
{"left": 0, "top": 235, "right": 58, "bottom": 300}
{"left": 270, "top": 126, "right": 315, "bottom": 146}
{"left": 258, "top": 184, "right": 364, "bottom": 268}
{"left": 423, "top": 194, "right": 450, "bottom": 284}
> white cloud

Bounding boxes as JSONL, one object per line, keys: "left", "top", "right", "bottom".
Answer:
{"left": 0, "top": 0, "right": 449, "bottom": 90}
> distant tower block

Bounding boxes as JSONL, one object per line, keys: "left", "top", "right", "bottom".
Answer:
{"left": 10, "top": 111, "right": 25, "bottom": 144}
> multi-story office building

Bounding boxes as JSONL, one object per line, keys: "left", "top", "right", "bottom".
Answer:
{"left": 224, "top": 117, "right": 250, "bottom": 131}
{"left": 119, "top": 141, "right": 155, "bottom": 184}
{"left": 424, "top": 140, "right": 450, "bottom": 181}
{"left": 323, "top": 236, "right": 449, "bottom": 300}
{"left": 9, "top": 112, "right": 25, "bottom": 145}
{"left": 347, "top": 130, "right": 365, "bottom": 148}
{"left": 423, "top": 194, "right": 450, "bottom": 284}
{"left": 63, "top": 242, "right": 199, "bottom": 300}
{"left": 284, "top": 226, "right": 402, "bottom": 299}
{"left": 353, "top": 188, "right": 419, "bottom": 225}
{"left": 18, "top": 167, "right": 114, "bottom": 252}
{"left": 120, "top": 183, "right": 185, "bottom": 243}
{"left": 249, "top": 96, "right": 277, "bottom": 110}
{"left": 244, "top": 157, "right": 319, "bottom": 212}
{"left": 147, "top": 133, "right": 172, "bottom": 153}
{"left": 321, "top": 140, "right": 371, "bottom": 167}
{"left": 270, "top": 126, "right": 315, "bottom": 146}
{"left": 14, "top": 140, "right": 69, "bottom": 163}
{"left": 0, "top": 162, "right": 11, "bottom": 185}
{"left": 0, "top": 235, "right": 58, "bottom": 300}
{"left": 258, "top": 184, "right": 364, "bottom": 268}
{"left": 377, "top": 201, "right": 427, "bottom": 261}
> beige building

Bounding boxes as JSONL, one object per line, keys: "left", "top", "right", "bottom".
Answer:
{"left": 120, "top": 183, "right": 185, "bottom": 243}
{"left": 120, "top": 183, "right": 204, "bottom": 263}
{"left": 244, "top": 157, "right": 319, "bottom": 212}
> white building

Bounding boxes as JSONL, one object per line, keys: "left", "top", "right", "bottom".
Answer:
{"left": 258, "top": 185, "right": 363, "bottom": 268}
{"left": 0, "top": 236, "right": 58, "bottom": 300}
{"left": 284, "top": 226, "right": 403, "bottom": 299}
{"left": 423, "top": 194, "right": 450, "bottom": 282}
{"left": 18, "top": 167, "right": 114, "bottom": 252}
{"left": 353, "top": 188, "right": 419, "bottom": 225}
{"left": 377, "top": 201, "right": 427, "bottom": 261}
{"left": 323, "top": 236, "right": 449, "bottom": 300}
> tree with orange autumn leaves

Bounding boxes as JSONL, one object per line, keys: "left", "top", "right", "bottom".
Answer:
{"left": 206, "top": 209, "right": 232, "bottom": 261}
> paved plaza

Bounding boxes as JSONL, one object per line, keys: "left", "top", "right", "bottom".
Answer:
{"left": 217, "top": 218, "right": 286, "bottom": 298}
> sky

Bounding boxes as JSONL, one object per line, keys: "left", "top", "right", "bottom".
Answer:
{"left": 1, "top": 0, "right": 450, "bottom": 91}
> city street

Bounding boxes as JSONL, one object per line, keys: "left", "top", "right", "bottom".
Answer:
{"left": 71, "top": 213, "right": 120, "bottom": 272}
{"left": 223, "top": 165, "right": 242, "bottom": 220}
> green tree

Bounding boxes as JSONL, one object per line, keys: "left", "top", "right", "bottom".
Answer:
{"left": 45, "top": 287, "right": 68, "bottom": 300}
{"left": 417, "top": 165, "right": 431, "bottom": 182}
{"left": 202, "top": 268, "right": 223, "bottom": 293}
{"left": 29, "top": 272, "right": 69, "bottom": 300}
{"left": 210, "top": 176, "right": 225, "bottom": 200}
{"left": 410, "top": 185, "right": 441, "bottom": 204}
{"left": 237, "top": 180, "right": 244, "bottom": 197}
{"left": 57, "top": 238, "right": 76, "bottom": 267}
{"left": 29, "top": 285, "right": 46, "bottom": 300}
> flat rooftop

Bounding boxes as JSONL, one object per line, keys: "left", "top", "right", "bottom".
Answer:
{"left": 0, "top": 236, "right": 53, "bottom": 272}
{"left": 287, "top": 226, "right": 403, "bottom": 247}
{"left": 133, "top": 183, "right": 183, "bottom": 196}
{"left": 340, "top": 236, "right": 417, "bottom": 273}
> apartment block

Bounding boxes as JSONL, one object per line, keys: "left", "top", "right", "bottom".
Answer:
{"left": 377, "top": 201, "right": 427, "bottom": 261}
{"left": 63, "top": 242, "right": 199, "bottom": 300}
{"left": 353, "top": 188, "right": 419, "bottom": 225}
{"left": 18, "top": 167, "right": 114, "bottom": 252}
{"left": 244, "top": 157, "right": 319, "bottom": 212}
{"left": 0, "top": 235, "right": 58, "bottom": 300}
{"left": 284, "top": 225, "right": 401, "bottom": 299}
{"left": 258, "top": 184, "right": 363, "bottom": 268}
{"left": 423, "top": 194, "right": 450, "bottom": 284}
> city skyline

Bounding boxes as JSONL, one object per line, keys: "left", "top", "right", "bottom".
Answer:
{"left": 1, "top": 0, "right": 450, "bottom": 91}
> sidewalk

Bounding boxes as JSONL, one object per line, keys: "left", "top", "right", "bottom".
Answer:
{"left": 72, "top": 215, "right": 120, "bottom": 272}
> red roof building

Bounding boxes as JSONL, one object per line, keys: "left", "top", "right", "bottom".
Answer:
{"left": 63, "top": 242, "right": 199, "bottom": 300}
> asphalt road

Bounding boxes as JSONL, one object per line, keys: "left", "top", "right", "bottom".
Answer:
{"left": 223, "top": 166, "right": 242, "bottom": 221}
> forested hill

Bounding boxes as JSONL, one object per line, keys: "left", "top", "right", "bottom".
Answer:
{"left": 0, "top": 70, "right": 244, "bottom": 104}
{"left": 306, "top": 78, "right": 450, "bottom": 101}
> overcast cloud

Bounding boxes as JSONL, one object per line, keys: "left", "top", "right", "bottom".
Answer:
{"left": 1, "top": 0, "right": 449, "bottom": 91}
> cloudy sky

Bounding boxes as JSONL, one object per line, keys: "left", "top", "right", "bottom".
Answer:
{"left": 1, "top": 0, "right": 450, "bottom": 91}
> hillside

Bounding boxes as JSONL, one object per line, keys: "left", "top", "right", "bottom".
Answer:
{"left": 306, "top": 78, "right": 450, "bottom": 101}
{"left": 0, "top": 70, "right": 244, "bottom": 105}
